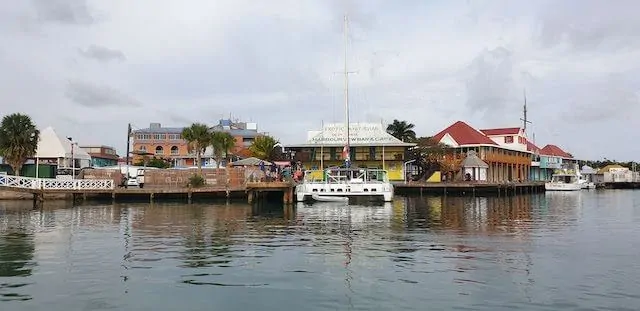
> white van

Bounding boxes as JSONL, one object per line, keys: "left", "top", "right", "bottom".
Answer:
{"left": 118, "top": 166, "right": 147, "bottom": 188}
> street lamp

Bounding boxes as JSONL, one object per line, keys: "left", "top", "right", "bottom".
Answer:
{"left": 67, "top": 137, "right": 75, "bottom": 179}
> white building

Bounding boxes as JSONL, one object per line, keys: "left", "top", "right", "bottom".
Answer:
{"left": 595, "top": 165, "right": 637, "bottom": 183}
{"left": 479, "top": 127, "right": 529, "bottom": 152}
{"left": 32, "top": 126, "right": 91, "bottom": 175}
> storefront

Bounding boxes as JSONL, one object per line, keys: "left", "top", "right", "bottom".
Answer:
{"left": 285, "top": 123, "right": 416, "bottom": 181}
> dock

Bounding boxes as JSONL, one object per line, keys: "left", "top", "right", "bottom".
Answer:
{"left": 394, "top": 181, "right": 546, "bottom": 195}
{"left": 0, "top": 174, "right": 295, "bottom": 206}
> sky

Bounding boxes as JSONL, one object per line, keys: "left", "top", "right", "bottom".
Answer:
{"left": 1, "top": 0, "right": 639, "bottom": 161}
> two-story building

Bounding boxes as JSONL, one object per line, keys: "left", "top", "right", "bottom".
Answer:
{"left": 431, "top": 121, "right": 533, "bottom": 182}
{"left": 80, "top": 145, "right": 119, "bottom": 167}
{"left": 528, "top": 142, "right": 577, "bottom": 181}
{"left": 132, "top": 120, "right": 261, "bottom": 167}
{"left": 285, "top": 122, "right": 416, "bottom": 181}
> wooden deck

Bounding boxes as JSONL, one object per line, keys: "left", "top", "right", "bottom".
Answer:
{"left": 394, "top": 181, "right": 545, "bottom": 195}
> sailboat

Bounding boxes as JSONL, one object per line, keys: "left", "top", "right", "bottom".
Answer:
{"left": 295, "top": 15, "right": 394, "bottom": 203}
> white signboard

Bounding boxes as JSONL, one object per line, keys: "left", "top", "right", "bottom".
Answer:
{"left": 307, "top": 123, "right": 403, "bottom": 145}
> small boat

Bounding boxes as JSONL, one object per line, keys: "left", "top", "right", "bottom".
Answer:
{"left": 312, "top": 193, "right": 349, "bottom": 203}
{"left": 545, "top": 164, "right": 582, "bottom": 191}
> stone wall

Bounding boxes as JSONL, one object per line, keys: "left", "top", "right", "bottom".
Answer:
{"left": 82, "top": 167, "right": 251, "bottom": 188}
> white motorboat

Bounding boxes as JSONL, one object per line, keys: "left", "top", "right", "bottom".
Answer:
{"left": 297, "top": 167, "right": 394, "bottom": 202}
{"left": 545, "top": 165, "right": 582, "bottom": 191}
{"left": 579, "top": 178, "right": 596, "bottom": 189}
{"left": 311, "top": 193, "right": 349, "bottom": 203}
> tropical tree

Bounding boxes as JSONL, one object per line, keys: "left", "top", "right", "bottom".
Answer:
{"left": 181, "top": 123, "right": 211, "bottom": 175}
{"left": 211, "top": 131, "right": 235, "bottom": 168}
{"left": 386, "top": 119, "right": 417, "bottom": 142}
{"left": 249, "top": 135, "right": 279, "bottom": 161}
{"left": 0, "top": 113, "right": 39, "bottom": 175}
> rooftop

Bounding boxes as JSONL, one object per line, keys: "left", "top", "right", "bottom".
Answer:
{"left": 133, "top": 120, "right": 261, "bottom": 138}
{"left": 432, "top": 121, "right": 498, "bottom": 146}
{"left": 540, "top": 144, "right": 573, "bottom": 158}
{"left": 479, "top": 127, "right": 522, "bottom": 136}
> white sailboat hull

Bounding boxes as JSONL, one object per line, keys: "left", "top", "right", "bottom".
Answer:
{"left": 545, "top": 182, "right": 582, "bottom": 191}
{"left": 297, "top": 182, "right": 394, "bottom": 202}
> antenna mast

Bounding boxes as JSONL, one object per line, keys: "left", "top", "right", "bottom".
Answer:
{"left": 520, "top": 89, "right": 532, "bottom": 133}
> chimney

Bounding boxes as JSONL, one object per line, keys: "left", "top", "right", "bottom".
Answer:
{"left": 150, "top": 123, "right": 161, "bottom": 129}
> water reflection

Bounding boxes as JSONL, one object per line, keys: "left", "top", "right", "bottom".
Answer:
{"left": 0, "top": 192, "right": 637, "bottom": 310}
{"left": 0, "top": 206, "right": 36, "bottom": 302}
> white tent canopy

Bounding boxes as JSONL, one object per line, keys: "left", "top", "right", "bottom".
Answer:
{"left": 35, "top": 126, "right": 91, "bottom": 160}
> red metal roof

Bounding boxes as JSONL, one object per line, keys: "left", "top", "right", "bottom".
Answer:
{"left": 526, "top": 140, "right": 540, "bottom": 153}
{"left": 432, "top": 121, "right": 498, "bottom": 146}
{"left": 479, "top": 127, "right": 521, "bottom": 136}
{"left": 540, "top": 144, "right": 572, "bottom": 158}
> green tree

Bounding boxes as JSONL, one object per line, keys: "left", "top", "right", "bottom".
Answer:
{"left": 182, "top": 123, "right": 211, "bottom": 175}
{"left": 134, "top": 157, "right": 170, "bottom": 168}
{"left": 386, "top": 119, "right": 417, "bottom": 142}
{"left": 0, "top": 113, "right": 40, "bottom": 175}
{"left": 249, "top": 135, "right": 279, "bottom": 161}
{"left": 211, "top": 131, "right": 235, "bottom": 168}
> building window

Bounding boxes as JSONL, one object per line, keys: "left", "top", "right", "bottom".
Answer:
{"left": 153, "top": 134, "right": 166, "bottom": 140}
{"left": 170, "top": 146, "right": 179, "bottom": 155}
{"left": 168, "top": 134, "right": 182, "bottom": 140}
{"left": 504, "top": 136, "right": 514, "bottom": 143}
{"left": 369, "top": 146, "right": 376, "bottom": 160}
{"left": 138, "top": 146, "right": 147, "bottom": 151}
{"left": 329, "top": 147, "right": 336, "bottom": 160}
{"left": 155, "top": 146, "right": 164, "bottom": 155}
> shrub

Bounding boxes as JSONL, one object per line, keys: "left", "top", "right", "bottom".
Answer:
{"left": 188, "top": 174, "right": 205, "bottom": 188}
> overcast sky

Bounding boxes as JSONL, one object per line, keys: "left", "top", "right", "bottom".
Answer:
{"left": 1, "top": 0, "right": 638, "bottom": 161}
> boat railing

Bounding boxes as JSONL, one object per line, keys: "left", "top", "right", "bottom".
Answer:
{"left": 302, "top": 168, "right": 390, "bottom": 183}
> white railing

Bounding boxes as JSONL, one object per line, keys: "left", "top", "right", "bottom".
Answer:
{"left": 0, "top": 175, "right": 114, "bottom": 191}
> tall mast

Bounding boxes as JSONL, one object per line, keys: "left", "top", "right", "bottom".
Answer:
{"left": 520, "top": 88, "right": 532, "bottom": 133}
{"left": 343, "top": 14, "right": 351, "bottom": 166}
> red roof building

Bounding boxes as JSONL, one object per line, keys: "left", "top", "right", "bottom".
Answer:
{"left": 526, "top": 140, "right": 541, "bottom": 154}
{"left": 540, "top": 144, "right": 573, "bottom": 159}
{"left": 431, "top": 121, "right": 533, "bottom": 182}
{"left": 432, "top": 121, "right": 498, "bottom": 147}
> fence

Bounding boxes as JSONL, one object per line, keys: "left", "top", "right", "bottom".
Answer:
{"left": 0, "top": 175, "right": 114, "bottom": 190}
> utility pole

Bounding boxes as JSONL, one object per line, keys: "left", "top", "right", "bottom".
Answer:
{"left": 125, "top": 123, "right": 132, "bottom": 186}
{"left": 126, "top": 123, "right": 132, "bottom": 166}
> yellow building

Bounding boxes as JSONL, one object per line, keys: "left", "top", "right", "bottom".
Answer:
{"left": 286, "top": 123, "right": 416, "bottom": 181}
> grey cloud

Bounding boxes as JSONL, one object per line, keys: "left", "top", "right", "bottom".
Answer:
{"left": 79, "top": 44, "right": 126, "bottom": 62}
{"left": 558, "top": 74, "right": 640, "bottom": 123}
{"left": 537, "top": 0, "right": 640, "bottom": 50}
{"left": 32, "top": 0, "right": 94, "bottom": 25}
{"left": 65, "top": 81, "right": 142, "bottom": 108}
{"left": 463, "top": 47, "right": 522, "bottom": 120}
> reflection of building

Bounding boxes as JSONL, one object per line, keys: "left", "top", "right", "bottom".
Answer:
{"left": 431, "top": 122, "right": 532, "bottom": 181}
{"left": 285, "top": 123, "right": 415, "bottom": 180}
{"left": 80, "top": 145, "right": 119, "bottom": 167}
{"left": 131, "top": 119, "right": 261, "bottom": 167}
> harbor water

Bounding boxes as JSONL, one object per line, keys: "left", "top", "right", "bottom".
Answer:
{"left": 1, "top": 191, "right": 640, "bottom": 310}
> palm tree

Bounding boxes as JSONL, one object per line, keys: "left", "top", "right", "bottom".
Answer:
{"left": 181, "top": 123, "right": 211, "bottom": 175}
{"left": 249, "top": 135, "right": 278, "bottom": 161}
{"left": 0, "top": 113, "right": 39, "bottom": 175}
{"left": 211, "top": 131, "right": 235, "bottom": 168}
{"left": 386, "top": 119, "right": 417, "bottom": 142}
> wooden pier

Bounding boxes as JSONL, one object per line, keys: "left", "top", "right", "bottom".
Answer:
{"left": 0, "top": 175, "right": 295, "bottom": 206}
{"left": 394, "top": 181, "right": 546, "bottom": 196}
